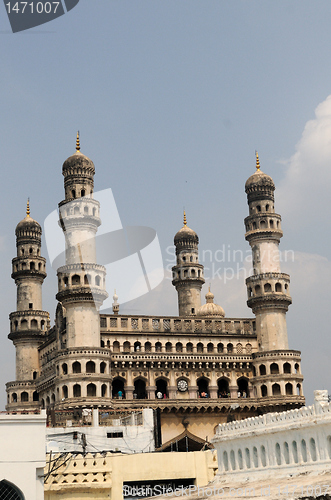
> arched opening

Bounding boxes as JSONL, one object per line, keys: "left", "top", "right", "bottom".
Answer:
{"left": 113, "top": 341, "right": 120, "bottom": 353}
{"left": 259, "top": 365, "right": 267, "bottom": 377}
{"left": 134, "top": 379, "right": 147, "bottom": 399}
{"left": 134, "top": 341, "right": 141, "bottom": 352}
{"left": 33, "top": 371, "right": 37, "bottom": 380}
{"left": 218, "top": 378, "right": 230, "bottom": 398}
{"left": 296, "top": 383, "right": 301, "bottom": 395}
{"left": 86, "top": 361, "right": 95, "bottom": 373}
{"left": 33, "top": 391, "right": 39, "bottom": 401}
{"left": 145, "top": 342, "right": 151, "bottom": 352}
{"left": 295, "top": 363, "right": 300, "bottom": 374}
{"left": 236, "top": 343, "right": 243, "bottom": 354}
{"left": 100, "top": 362, "right": 106, "bottom": 374}
{"left": 72, "top": 274, "right": 80, "bottom": 285}
{"left": 197, "top": 378, "right": 209, "bottom": 398}
{"left": 284, "top": 442, "right": 290, "bottom": 464}
{"left": 197, "top": 343, "right": 203, "bottom": 353}
{"left": 165, "top": 342, "right": 172, "bottom": 352}
{"left": 92, "top": 207, "right": 96, "bottom": 216}
{"left": 285, "top": 383, "right": 293, "bottom": 395}
{"left": 101, "top": 384, "right": 107, "bottom": 397}
{"left": 266, "top": 204, "right": 269, "bottom": 211}
{"left": 230, "top": 450, "right": 236, "bottom": 470}
{"left": 310, "top": 438, "right": 317, "bottom": 461}
{"left": 176, "top": 342, "right": 183, "bottom": 353}
{"left": 237, "top": 377, "right": 249, "bottom": 397}
{"left": 270, "top": 220, "right": 274, "bottom": 228}
{"left": 223, "top": 451, "right": 229, "bottom": 471}
{"left": 31, "top": 319, "right": 38, "bottom": 329}
{"left": 245, "top": 448, "right": 251, "bottom": 468}
{"left": 95, "top": 275, "right": 101, "bottom": 286}
{"left": 72, "top": 361, "right": 81, "bottom": 374}
{"left": 81, "top": 189, "right": 86, "bottom": 197}
{"left": 292, "top": 441, "right": 298, "bottom": 463}
{"left": 51, "top": 393, "right": 55, "bottom": 404}
{"left": 238, "top": 449, "right": 243, "bottom": 470}
{"left": 73, "top": 384, "right": 81, "bottom": 397}
{"left": 84, "top": 206, "right": 88, "bottom": 214}
{"left": 14, "top": 320, "right": 18, "bottom": 331}
{"left": 84, "top": 274, "right": 91, "bottom": 285}
{"left": 217, "top": 343, "right": 224, "bottom": 353}
{"left": 41, "top": 320, "right": 45, "bottom": 330}
{"left": 283, "top": 362, "right": 291, "bottom": 374}
{"left": 272, "top": 383, "right": 281, "bottom": 396}
{"left": 275, "top": 443, "right": 281, "bottom": 465}
{"left": 156, "top": 379, "right": 168, "bottom": 398}
{"left": 191, "top": 269, "right": 195, "bottom": 277}
{"left": 327, "top": 436, "right": 331, "bottom": 459}
{"left": 21, "top": 392, "right": 28, "bottom": 402}
{"left": 260, "top": 445, "right": 267, "bottom": 467}
{"left": 260, "top": 220, "right": 267, "bottom": 229}
{"left": 0, "top": 480, "right": 25, "bottom": 500}
{"left": 62, "top": 386, "right": 68, "bottom": 399}
{"left": 227, "top": 343, "right": 233, "bottom": 353}
{"left": 256, "top": 205, "right": 261, "bottom": 212}
{"left": 253, "top": 446, "right": 258, "bottom": 467}
{"left": 62, "top": 363, "right": 68, "bottom": 375}
{"left": 12, "top": 393, "right": 17, "bottom": 403}
{"left": 21, "top": 319, "right": 28, "bottom": 330}
{"left": 74, "top": 206, "right": 80, "bottom": 215}
{"left": 261, "top": 385, "right": 268, "bottom": 397}
{"left": 264, "top": 283, "right": 272, "bottom": 293}
{"left": 155, "top": 342, "right": 162, "bottom": 352}
{"left": 30, "top": 261, "right": 35, "bottom": 270}
{"left": 255, "top": 285, "right": 261, "bottom": 294}
{"left": 87, "top": 383, "right": 96, "bottom": 397}
{"left": 112, "top": 378, "right": 125, "bottom": 399}
{"left": 186, "top": 342, "right": 193, "bottom": 353}
{"left": 270, "top": 363, "right": 279, "bottom": 374}
{"left": 72, "top": 189, "right": 76, "bottom": 199}
{"left": 301, "top": 439, "right": 307, "bottom": 462}
{"left": 207, "top": 342, "right": 214, "bottom": 353}
{"left": 275, "top": 283, "right": 282, "bottom": 292}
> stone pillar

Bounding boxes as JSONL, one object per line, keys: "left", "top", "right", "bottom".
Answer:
{"left": 168, "top": 385, "right": 177, "bottom": 399}
{"left": 209, "top": 385, "right": 218, "bottom": 399}
{"left": 125, "top": 385, "right": 134, "bottom": 400}
{"left": 229, "top": 385, "right": 238, "bottom": 398}
{"left": 147, "top": 386, "right": 156, "bottom": 400}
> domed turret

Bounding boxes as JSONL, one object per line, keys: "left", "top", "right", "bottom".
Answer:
{"left": 174, "top": 212, "right": 199, "bottom": 244}
{"left": 196, "top": 288, "right": 225, "bottom": 317}
{"left": 61, "top": 132, "right": 95, "bottom": 203}
{"left": 245, "top": 152, "right": 275, "bottom": 205}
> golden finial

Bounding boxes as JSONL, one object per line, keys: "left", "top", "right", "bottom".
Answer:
{"left": 76, "top": 131, "right": 80, "bottom": 152}
{"left": 255, "top": 150, "right": 260, "bottom": 171}
{"left": 183, "top": 210, "right": 187, "bottom": 226}
{"left": 26, "top": 198, "right": 30, "bottom": 217}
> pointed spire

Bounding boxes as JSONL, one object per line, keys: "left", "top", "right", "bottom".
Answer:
{"left": 255, "top": 150, "right": 260, "bottom": 171}
{"left": 183, "top": 210, "right": 187, "bottom": 227}
{"left": 26, "top": 198, "right": 30, "bottom": 218}
{"left": 76, "top": 131, "right": 80, "bottom": 152}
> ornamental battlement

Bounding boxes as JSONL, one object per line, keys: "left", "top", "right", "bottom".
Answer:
{"left": 214, "top": 390, "right": 331, "bottom": 440}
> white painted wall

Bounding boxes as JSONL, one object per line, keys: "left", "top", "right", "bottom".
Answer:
{"left": 0, "top": 410, "right": 46, "bottom": 500}
{"left": 211, "top": 390, "right": 331, "bottom": 479}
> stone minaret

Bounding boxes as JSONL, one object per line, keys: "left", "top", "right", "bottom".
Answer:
{"left": 245, "top": 153, "right": 304, "bottom": 406}
{"left": 56, "top": 134, "right": 108, "bottom": 347}
{"left": 172, "top": 212, "right": 205, "bottom": 316}
{"left": 7, "top": 200, "right": 49, "bottom": 410}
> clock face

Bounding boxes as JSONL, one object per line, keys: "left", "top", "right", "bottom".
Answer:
{"left": 177, "top": 379, "right": 188, "bottom": 392}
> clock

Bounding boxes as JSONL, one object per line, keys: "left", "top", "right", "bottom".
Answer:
{"left": 177, "top": 379, "right": 188, "bottom": 392}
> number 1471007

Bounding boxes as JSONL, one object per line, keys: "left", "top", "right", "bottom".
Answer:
{"left": 6, "top": 2, "right": 60, "bottom": 14}
{"left": 277, "top": 485, "right": 330, "bottom": 496}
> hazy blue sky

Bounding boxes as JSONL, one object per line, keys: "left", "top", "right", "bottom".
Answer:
{"left": 0, "top": 1, "right": 330, "bottom": 409}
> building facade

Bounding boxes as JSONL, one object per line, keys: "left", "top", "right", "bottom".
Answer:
{"left": 6, "top": 142, "right": 304, "bottom": 443}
